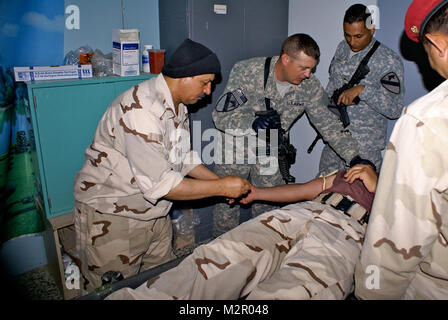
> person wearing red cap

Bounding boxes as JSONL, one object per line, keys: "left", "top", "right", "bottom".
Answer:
{"left": 73, "top": 39, "right": 251, "bottom": 293}
{"left": 355, "top": 0, "right": 448, "bottom": 299}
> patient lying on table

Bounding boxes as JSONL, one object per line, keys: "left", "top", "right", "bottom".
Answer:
{"left": 106, "top": 164, "right": 378, "bottom": 300}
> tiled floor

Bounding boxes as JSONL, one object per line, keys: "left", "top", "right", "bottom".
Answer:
{"left": 8, "top": 241, "right": 205, "bottom": 300}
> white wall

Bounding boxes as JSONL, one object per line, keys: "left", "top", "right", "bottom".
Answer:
{"left": 288, "top": 0, "right": 378, "bottom": 182}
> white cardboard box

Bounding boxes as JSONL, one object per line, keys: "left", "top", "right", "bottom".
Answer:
{"left": 14, "top": 65, "right": 93, "bottom": 82}
{"left": 112, "top": 29, "right": 140, "bottom": 76}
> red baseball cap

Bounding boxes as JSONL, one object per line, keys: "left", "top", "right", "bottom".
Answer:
{"left": 405, "top": 0, "right": 448, "bottom": 42}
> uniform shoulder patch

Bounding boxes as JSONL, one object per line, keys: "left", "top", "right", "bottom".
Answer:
{"left": 380, "top": 72, "right": 401, "bottom": 94}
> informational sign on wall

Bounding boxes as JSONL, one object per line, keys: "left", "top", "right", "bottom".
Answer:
{"left": 214, "top": 4, "right": 227, "bottom": 15}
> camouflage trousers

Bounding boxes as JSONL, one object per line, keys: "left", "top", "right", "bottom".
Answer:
{"left": 106, "top": 200, "right": 365, "bottom": 300}
{"left": 73, "top": 201, "right": 175, "bottom": 294}
{"left": 212, "top": 163, "right": 284, "bottom": 237}
{"left": 318, "top": 144, "right": 383, "bottom": 176}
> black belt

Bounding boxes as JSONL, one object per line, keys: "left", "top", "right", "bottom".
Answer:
{"left": 313, "top": 192, "right": 370, "bottom": 225}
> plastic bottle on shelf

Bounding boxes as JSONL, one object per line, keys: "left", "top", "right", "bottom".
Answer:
{"left": 142, "top": 44, "right": 153, "bottom": 73}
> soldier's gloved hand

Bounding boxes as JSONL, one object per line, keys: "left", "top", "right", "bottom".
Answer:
{"left": 349, "top": 155, "right": 377, "bottom": 172}
{"left": 252, "top": 110, "right": 281, "bottom": 133}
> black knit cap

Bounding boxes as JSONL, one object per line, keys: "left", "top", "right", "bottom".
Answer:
{"left": 162, "top": 38, "right": 221, "bottom": 78}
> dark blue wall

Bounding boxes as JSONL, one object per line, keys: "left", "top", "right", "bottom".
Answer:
{"left": 375, "top": 0, "right": 444, "bottom": 140}
{"left": 377, "top": 0, "right": 444, "bottom": 106}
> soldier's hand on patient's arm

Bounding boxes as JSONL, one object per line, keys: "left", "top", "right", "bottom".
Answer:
{"left": 344, "top": 164, "right": 378, "bottom": 193}
{"left": 220, "top": 176, "right": 251, "bottom": 199}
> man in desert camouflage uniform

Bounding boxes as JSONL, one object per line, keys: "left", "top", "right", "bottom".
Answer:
{"left": 355, "top": 0, "right": 448, "bottom": 299}
{"left": 105, "top": 164, "right": 377, "bottom": 300}
{"left": 319, "top": 4, "right": 404, "bottom": 176}
{"left": 73, "top": 39, "right": 251, "bottom": 293}
{"left": 212, "top": 33, "right": 369, "bottom": 237}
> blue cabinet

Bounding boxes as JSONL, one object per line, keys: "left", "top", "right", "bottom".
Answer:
{"left": 25, "top": 75, "right": 154, "bottom": 219}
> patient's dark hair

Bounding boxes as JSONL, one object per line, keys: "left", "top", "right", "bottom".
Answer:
{"left": 423, "top": 3, "right": 448, "bottom": 44}
{"left": 280, "top": 33, "right": 320, "bottom": 60}
{"left": 344, "top": 3, "right": 372, "bottom": 24}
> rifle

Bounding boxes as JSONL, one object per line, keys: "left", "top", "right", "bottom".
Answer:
{"left": 254, "top": 110, "right": 296, "bottom": 184}
{"left": 257, "top": 57, "right": 297, "bottom": 184}
{"left": 327, "top": 65, "right": 368, "bottom": 128}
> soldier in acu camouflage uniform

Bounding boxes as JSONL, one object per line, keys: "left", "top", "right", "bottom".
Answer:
{"left": 319, "top": 3, "right": 404, "bottom": 176}
{"left": 73, "top": 39, "right": 251, "bottom": 293}
{"left": 355, "top": 0, "right": 448, "bottom": 299}
{"left": 105, "top": 164, "right": 377, "bottom": 300}
{"left": 212, "top": 33, "right": 367, "bottom": 237}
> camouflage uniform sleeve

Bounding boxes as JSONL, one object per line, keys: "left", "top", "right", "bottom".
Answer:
{"left": 181, "top": 150, "right": 202, "bottom": 176}
{"left": 212, "top": 59, "right": 262, "bottom": 135}
{"left": 358, "top": 50, "right": 404, "bottom": 119}
{"left": 325, "top": 56, "right": 338, "bottom": 99}
{"left": 305, "top": 76, "right": 359, "bottom": 164}
{"left": 181, "top": 117, "right": 202, "bottom": 175}
{"left": 354, "top": 112, "right": 448, "bottom": 299}
{"left": 325, "top": 41, "right": 345, "bottom": 98}
{"left": 121, "top": 107, "right": 184, "bottom": 204}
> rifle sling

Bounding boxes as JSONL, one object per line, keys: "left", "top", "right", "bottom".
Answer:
{"left": 347, "top": 40, "right": 381, "bottom": 86}
{"left": 264, "top": 57, "right": 272, "bottom": 111}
